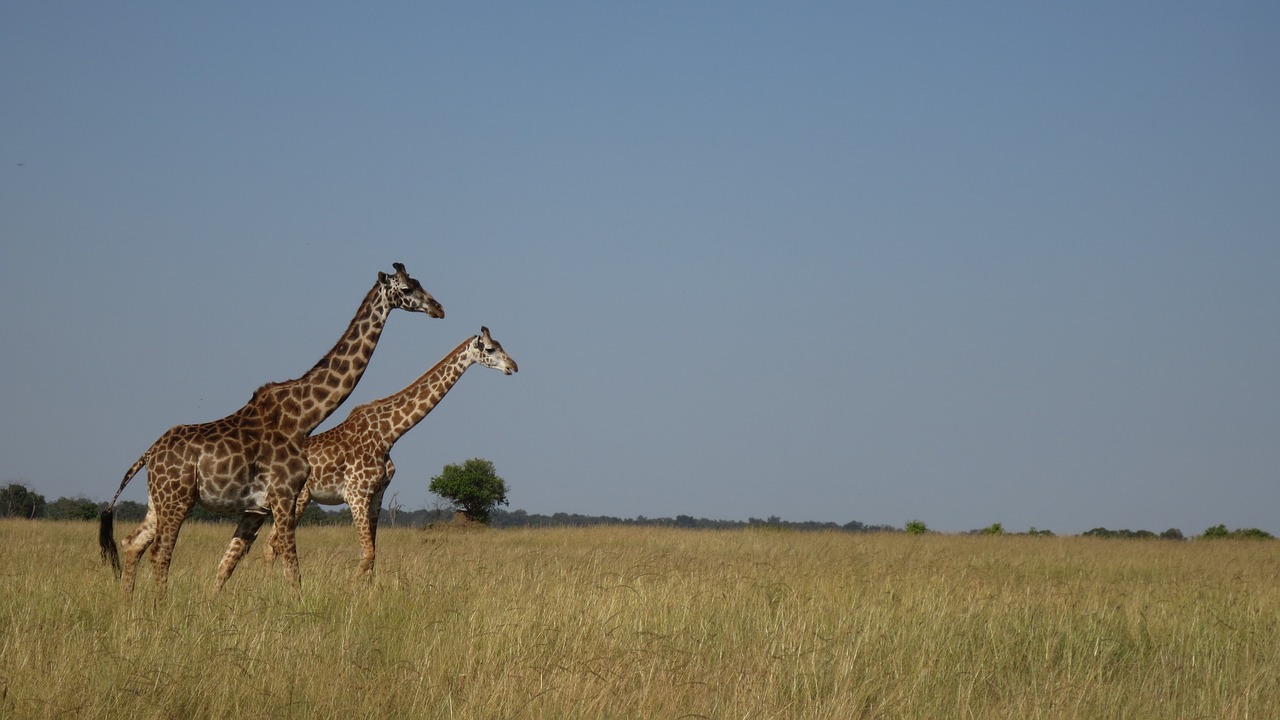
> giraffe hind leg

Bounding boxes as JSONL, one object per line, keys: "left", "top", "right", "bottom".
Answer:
{"left": 147, "top": 501, "right": 194, "bottom": 594}
{"left": 120, "top": 510, "right": 158, "bottom": 597}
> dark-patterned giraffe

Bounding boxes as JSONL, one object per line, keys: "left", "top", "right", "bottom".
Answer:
{"left": 99, "top": 263, "right": 444, "bottom": 595}
{"left": 265, "top": 327, "right": 517, "bottom": 577}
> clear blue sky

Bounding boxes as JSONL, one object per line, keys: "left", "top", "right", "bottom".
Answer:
{"left": 2, "top": 2, "right": 1277, "bottom": 534}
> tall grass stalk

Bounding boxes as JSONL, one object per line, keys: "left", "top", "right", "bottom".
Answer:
{"left": 1, "top": 519, "right": 1276, "bottom": 718}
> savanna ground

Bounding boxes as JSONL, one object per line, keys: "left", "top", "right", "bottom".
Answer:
{"left": 1, "top": 519, "right": 1277, "bottom": 719}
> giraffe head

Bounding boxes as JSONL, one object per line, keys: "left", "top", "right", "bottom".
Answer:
{"left": 380, "top": 262, "right": 445, "bottom": 318}
{"left": 470, "top": 326, "right": 519, "bottom": 375}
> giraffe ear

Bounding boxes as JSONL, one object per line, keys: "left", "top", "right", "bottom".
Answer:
{"left": 378, "top": 271, "right": 389, "bottom": 282}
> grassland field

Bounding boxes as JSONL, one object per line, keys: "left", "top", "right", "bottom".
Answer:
{"left": 1, "top": 518, "right": 1277, "bottom": 719}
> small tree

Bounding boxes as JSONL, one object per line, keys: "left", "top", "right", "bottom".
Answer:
{"left": 981, "top": 522, "right": 1005, "bottom": 536}
{"left": 46, "top": 496, "right": 100, "bottom": 521}
{"left": 1200, "top": 524, "right": 1230, "bottom": 539}
{"left": 905, "top": 519, "right": 928, "bottom": 535}
{"left": 429, "top": 458, "right": 509, "bottom": 524}
{"left": 1, "top": 482, "right": 46, "bottom": 518}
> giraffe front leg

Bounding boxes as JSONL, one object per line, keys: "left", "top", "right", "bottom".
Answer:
{"left": 349, "top": 494, "right": 376, "bottom": 579}
{"left": 213, "top": 513, "right": 268, "bottom": 592}
{"left": 348, "top": 463, "right": 390, "bottom": 580}
{"left": 362, "top": 486, "right": 389, "bottom": 579}
{"left": 267, "top": 494, "right": 303, "bottom": 588}
{"left": 262, "top": 523, "right": 277, "bottom": 568}
{"left": 265, "top": 486, "right": 313, "bottom": 567}
{"left": 353, "top": 464, "right": 393, "bottom": 579}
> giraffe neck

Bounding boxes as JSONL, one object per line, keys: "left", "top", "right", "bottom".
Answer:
{"left": 259, "top": 282, "right": 394, "bottom": 435}
{"left": 369, "top": 337, "right": 475, "bottom": 445}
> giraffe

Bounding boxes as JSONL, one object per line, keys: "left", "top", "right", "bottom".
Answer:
{"left": 265, "top": 326, "right": 517, "bottom": 578}
{"left": 98, "top": 263, "right": 444, "bottom": 595}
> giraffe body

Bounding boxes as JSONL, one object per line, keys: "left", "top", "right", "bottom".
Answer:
{"left": 99, "top": 263, "right": 444, "bottom": 595}
{"left": 266, "top": 327, "right": 517, "bottom": 577}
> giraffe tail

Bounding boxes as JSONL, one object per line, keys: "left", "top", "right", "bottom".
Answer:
{"left": 99, "top": 508, "right": 120, "bottom": 576}
{"left": 99, "top": 453, "right": 146, "bottom": 578}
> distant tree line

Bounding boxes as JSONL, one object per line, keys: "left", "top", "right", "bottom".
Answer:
{"left": 1080, "top": 525, "right": 1275, "bottom": 540}
{"left": 1083, "top": 527, "right": 1185, "bottom": 540}
{"left": 1, "top": 481, "right": 1274, "bottom": 539}
{"left": 0, "top": 481, "right": 898, "bottom": 532}
{"left": 487, "top": 510, "right": 900, "bottom": 533}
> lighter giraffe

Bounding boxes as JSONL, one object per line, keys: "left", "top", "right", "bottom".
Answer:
{"left": 265, "top": 326, "right": 518, "bottom": 577}
{"left": 98, "top": 263, "right": 444, "bottom": 595}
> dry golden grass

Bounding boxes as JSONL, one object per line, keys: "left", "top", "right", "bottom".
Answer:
{"left": 1, "top": 518, "right": 1277, "bottom": 719}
